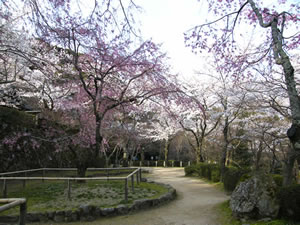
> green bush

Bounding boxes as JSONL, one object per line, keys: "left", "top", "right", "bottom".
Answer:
{"left": 211, "top": 168, "right": 221, "bottom": 182}
{"left": 223, "top": 167, "right": 250, "bottom": 192}
{"left": 185, "top": 163, "right": 220, "bottom": 182}
{"left": 239, "top": 173, "right": 251, "bottom": 183}
{"left": 272, "top": 174, "right": 283, "bottom": 187}
{"left": 184, "top": 165, "right": 197, "bottom": 176}
{"left": 278, "top": 184, "right": 300, "bottom": 221}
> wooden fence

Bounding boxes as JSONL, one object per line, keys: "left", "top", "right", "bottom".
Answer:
{"left": 0, "top": 198, "right": 26, "bottom": 225}
{"left": 0, "top": 167, "right": 142, "bottom": 202}
{"left": 130, "top": 160, "right": 192, "bottom": 167}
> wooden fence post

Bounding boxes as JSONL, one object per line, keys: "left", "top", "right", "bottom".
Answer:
{"left": 124, "top": 178, "right": 128, "bottom": 203}
{"left": 2, "top": 179, "right": 7, "bottom": 198}
{"left": 19, "top": 201, "right": 27, "bottom": 225}
{"left": 23, "top": 172, "right": 27, "bottom": 188}
{"left": 180, "top": 161, "right": 182, "bottom": 167}
{"left": 106, "top": 170, "right": 109, "bottom": 181}
{"left": 131, "top": 175, "right": 134, "bottom": 193}
{"left": 42, "top": 169, "right": 45, "bottom": 183}
{"left": 139, "top": 168, "right": 142, "bottom": 182}
{"left": 136, "top": 172, "right": 139, "bottom": 185}
{"left": 67, "top": 179, "right": 71, "bottom": 200}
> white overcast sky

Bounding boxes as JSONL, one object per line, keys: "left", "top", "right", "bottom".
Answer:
{"left": 136, "top": 0, "right": 299, "bottom": 81}
{"left": 137, "top": 0, "right": 208, "bottom": 80}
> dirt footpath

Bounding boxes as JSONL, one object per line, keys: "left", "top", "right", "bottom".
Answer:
{"left": 36, "top": 167, "right": 229, "bottom": 225}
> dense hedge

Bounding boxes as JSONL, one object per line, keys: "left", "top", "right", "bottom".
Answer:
{"left": 184, "top": 163, "right": 221, "bottom": 182}
{"left": 184, "top": 164, "right": 197, "bottom": 176}
{"left": 185, "top": 163, "right": 251, "bottom": 192}
{"left": 272, "top": 174, "right": 283, "bottom": 187}
{"left": 223, "top": 167, "right": 250, "bottom": 192}
{"left": 278, "top": 184, "right": 300, "bottom": 221}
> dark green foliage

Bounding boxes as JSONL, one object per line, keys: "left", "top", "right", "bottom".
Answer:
{"left": 278, "top": 184, "right": 300, "bottom": 221}
{"left": 232, "top": 129, "right": 253, "bottom": 168}
{"left": 157, "top": 160, "right": 165, "bottom": 167}
{"left": 184, "top": 163, "right": 220, "bottom": 182}
{"left": 239, "top": 173, "right": 251, "bottom": 183}
{"left": 211, "top": 168, "right": 221, "bottom": 182}
{"left": 184, "top": 164, "right": 197, "bottom": 176}
{"left": 0, "top": 106, "right": 35, "bottom": 134}
{"left": 223, "top": 167, "right": 250, "bottom": 192}
{"left": 272, "top": 174, "right": 283, "bottom": 187}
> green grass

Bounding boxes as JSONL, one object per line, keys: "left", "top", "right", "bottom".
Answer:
{"left": 216, "top": 200, "right": 298, "bottom": 225}
{"left": 0, "top": 174, "right": 168, "bottom": 216}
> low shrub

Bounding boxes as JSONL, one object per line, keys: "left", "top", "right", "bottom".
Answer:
{"left": 272, "top": 174, "right": 283, "bottom": 187}
{"left": 157, "top": 160, "right": 165, "bottom": 167}
{"left": 223, "top": 167, "right": 250, "bottom": 192}
{"left": 184, "top": 164, "right": 197, "bottom": 176}
{"left": 239, "top": 173, "right": 251, "bottom": 183}
{"left": 278, "top": 184, "right": 300, "bottom": 221}
{"left": 184, "top": 163, "right": 220, "bottom": 182}
{"left": 211, "top": 168, "right": 221, "bottom": 182}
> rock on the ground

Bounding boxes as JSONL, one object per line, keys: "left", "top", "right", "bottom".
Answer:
{"left": 230, "top": 173, "right": 279, "bottom": 220}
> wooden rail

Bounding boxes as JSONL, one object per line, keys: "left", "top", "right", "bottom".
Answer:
{"left": 0, "top": 198, "right": 26, "bottom": 225}
{"left": 0, "top": 167, "right": 142, "bottom": 203}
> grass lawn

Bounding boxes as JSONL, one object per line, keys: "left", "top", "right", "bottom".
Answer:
{"left": 0, "top": 170, "right": 168, "bottom": 216}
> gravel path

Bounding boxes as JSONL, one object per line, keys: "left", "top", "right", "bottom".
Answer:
{"left": 34, "top": 167, "right": 229, "bottom": 225}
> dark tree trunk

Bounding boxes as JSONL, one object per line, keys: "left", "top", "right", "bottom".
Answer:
{"left": 283, "top": 147, "right": 297, "bottom": 186}
{"left": 255, "top": 140, "right": 263, "bottom": 171}
{"left": 77, "top": 165, "right": 87, "bottom": 183}
{"left": 248, "top": 0, "right": 300, "bottom": 186}
{"left": 95, "top": 114, "right": 103, "bottom": 159}
{"left": 220, "top": 116, "right": 229, "bottom": 181}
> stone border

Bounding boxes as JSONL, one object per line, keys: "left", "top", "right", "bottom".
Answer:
{"left": 0, "top": 180, "right": 176, "bottom": 223}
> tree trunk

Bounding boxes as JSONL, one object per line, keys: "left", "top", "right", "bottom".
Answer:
{"left": 255, "top": 140, "right": 263, "bottom": 171}
{"left": 196, "top": 146, "right": 204, "bottom": 163}
{"left": 196, "top": 136, "right": 205, "bottom": 163}
{"left": 105, "top": 157, "right": 110, "bottom": 168}
{"left": 270, "top": 17, "right": 300, "bottom": 186}
{"left": 95, "top": 114, "right": 103, "bottom": 158}
{"left": 283, "top": 147, "right": 297, "bottom": 186}
{"left": 77, "top": 165, "right": 87, "bottom": 183}
{"left": 164, "top": 139, "right": 170, "bottom": 166}
{"left": 248, "top": 0, "right": 300, "bottom": 186}
{"left": 220, "top": 116, "right": 229, "bottom": 181}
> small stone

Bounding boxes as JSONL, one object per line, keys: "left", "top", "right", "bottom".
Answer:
{"left": 37, "top": 213, "right": 48, "bottom": 222}
{"left": 47, "top": 211, "right": 55, "bottom": 220}
{"left": 26, "top": 213, "right": 39, "bottom": 222}
{"left": 258, "top": 218, "right": 272, "bottom": 222}
{"left": 100, "top": 207, "right": 115, "bottom": 216}
{"left": 54, "top": 211, "right": 65, "bottom": 223}
{"left": 116, "top": 204, "right": 129, "bottom": 214}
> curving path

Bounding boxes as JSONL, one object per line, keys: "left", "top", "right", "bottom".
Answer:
{"left": 36, "top": 167, "right": 229, "bottom": 225}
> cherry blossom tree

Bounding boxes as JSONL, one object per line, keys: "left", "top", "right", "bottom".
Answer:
{"left": 136, "top": 102, "right": 182, "bottom": 163}
{"left": 15, "top": 0, "right": 181, "bottom": 162}
{"left": 186, "top": 0, "right": 299, "bottom": 185}
{"left": 193, "top": 52, "right": 249, "bottom": 179}
{"left": 179, "top": 84, "right": 220, "bottom": 163}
